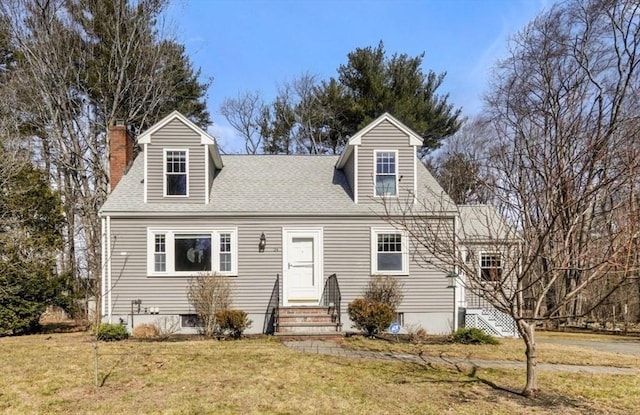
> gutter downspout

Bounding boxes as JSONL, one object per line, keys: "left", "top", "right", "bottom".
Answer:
{"left": 453, "top": 215, "right": 459, "bottom": 332}
{"left": 101, "top": 217, "right": 106, "bottom": 319}
{"left": 107, "top": 215, "right": 112, "bottom": 323}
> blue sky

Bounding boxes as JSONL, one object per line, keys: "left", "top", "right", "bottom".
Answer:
{"left": 166, "top": 0, "right": 550, "bottom": 152}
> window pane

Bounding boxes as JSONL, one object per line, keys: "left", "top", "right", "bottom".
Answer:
{"left": 376, "top": 233, "right": 403, "bottom": 272}
{"left": 175, "top": 235, "right": 211, "bottom": 271}
{"left": 154, "top": 235, "right": 166, "bottom": 272}
{"left": 219, "top": 233, "right": 231, "bottom": 252}
{"left": 166, "top": 151, "right": 187, "bottom": 195}
{"left": 220, "top": 253, "right": 231, "bottom": 272}
{"left": 154, "top": 253, "right": 166, "bottom": 272}
{"left": 219, "top": 233, "right": 232, "bottom": 272}
{"left": 167, "top": 174, "right": 187, "bottom": 195}
{"left": 166, "top": 151, "right": 186, "bottom": 173}
{"left": 378, "top": 233, "right": 401, "bottom": 252}
{"left": 155, "top": 235, "right": 165, "bottom": 253}
{"left": 480, "top": 254, "right": 502, "bottom": 281}
{"left": 375, "top": 175, "right": 396, "bottom": 196}
{"left": 378, "top": 253, "right": 402, "bottom": 271}
{"left": 376, "top": 152, "right": 396, "bottom": 174}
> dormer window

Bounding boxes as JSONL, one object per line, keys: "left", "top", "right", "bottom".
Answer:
{"left": 164, "top": 149, "right": 188, "bottom": 196}
{"left": 375, "top": 150, "right": 397, "bottom": 197}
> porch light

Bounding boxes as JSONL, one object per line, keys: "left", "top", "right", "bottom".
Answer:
{"left": 446, "top": 272, "right": 458, "bottom": 289}
{"left": 258, "top": 233, "right": 266, "bottom": 252}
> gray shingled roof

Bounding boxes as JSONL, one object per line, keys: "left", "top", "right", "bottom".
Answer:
{"left": 458, "top": 205, "right": 517, "bottom": 242}
{"left": 100, "top": 152, "right": 456, "bottom": 216}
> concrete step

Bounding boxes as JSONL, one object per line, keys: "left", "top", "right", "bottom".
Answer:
{"left": 277, "top": 322, "right": 341, "bottom": 333}
{"left": 278, "top": 314, "right": 335, "bottom": 324}
{"left": 278, "top": 306, "right": 332, "bottom": 316}
{"left": 274, "top": 331, "right": 344, "bottom": 340}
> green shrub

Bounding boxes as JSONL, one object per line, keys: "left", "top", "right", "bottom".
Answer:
{"left": 0, "top": 264, "right": 58, "bottom": 335}
{"left": 452, "top": 327, "right": 499, "bottom": 345}
{"left": 215, "top": 309, "right": 252, "bottom": 339}
{"left": 347, "top": 298, "right": 394, "bottom": 337}
{"left": 96, "top": 323, "right": 129, "bottom": 341}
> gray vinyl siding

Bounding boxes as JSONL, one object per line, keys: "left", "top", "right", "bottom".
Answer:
{"left": 343, "top": 151, "right": 355, "bottom": 200}
{"left": 464, "top": 244, "right": 517, "bottom": 308}
{"left": 147, "top": 118, "right": 207, "bottom": 203}
{"left": 356, "top": 119, "right": 416, "bottom": 205}
{"left": 107, "top": 215, "right": 453, "bottom": 328}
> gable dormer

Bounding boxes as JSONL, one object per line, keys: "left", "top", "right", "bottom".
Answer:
{"left": 137, "top": 111, "right": 222, "bottom": 204}
{"left": 336, "top": 113, "right": 423, "bottom": 204}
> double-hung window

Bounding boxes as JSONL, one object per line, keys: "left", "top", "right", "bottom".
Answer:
{"left": 375, "top": 150, "right": 397, "bottom": 197}
{"left": 154, "top": 234, "right": 166, "bottom": 272}
{"left": 165, "top": 150, "right": 188, "bottom": 196}
{"left": 480, "top": 253, "right": 502, "bottom": 282}
{"left": 371, "top": 228, "right": 408, "bottom": 275}
{"left": 148, "top": 228, "right": 237, "bottom": 276}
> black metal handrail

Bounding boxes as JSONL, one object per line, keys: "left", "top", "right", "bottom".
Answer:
{"left": 321, "top": 273, "right": 341, "bottom": 328}
{"left": 263, "top": 273, "right": 280, "bottom": 334}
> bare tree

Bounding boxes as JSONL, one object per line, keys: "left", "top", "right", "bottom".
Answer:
{"left": 428, "top": 117, "right": 494, "bottom": 205}
{"left": 261, "top": 72, "right": 326, "bottom": 155}
{"left": 219, "top": 91, "right": 266, "bottom": 154}
{"left": 0, "top": 0, "right": 210, "bottom": 320}
{"left": 388, "top": 0, "right": 640, "bottom": 397}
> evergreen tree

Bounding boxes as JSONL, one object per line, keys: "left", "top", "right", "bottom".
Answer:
{"left": 250, "top": 42, "right": 461, "bottom": 155}
{"left": 0, "top": 160, "right": 64, "bottom": 335}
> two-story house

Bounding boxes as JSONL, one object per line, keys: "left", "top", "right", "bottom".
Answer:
{"left": 100, "top": 111, "right": 514, "bottom": 336}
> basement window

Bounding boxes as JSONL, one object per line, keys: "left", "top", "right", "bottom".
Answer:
{"left": 181, "top": 314, "right": 201, "bottom": 328}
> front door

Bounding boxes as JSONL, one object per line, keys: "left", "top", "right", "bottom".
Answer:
{"left": 283, "top": 229, "right": 323, "bottom": 305}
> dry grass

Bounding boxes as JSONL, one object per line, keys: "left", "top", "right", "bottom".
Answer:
{"left": 344, "top": 332, "right": 640, "bottom": 369}
{"left": 0, "top": 331, "right": 638, "bottom": 414}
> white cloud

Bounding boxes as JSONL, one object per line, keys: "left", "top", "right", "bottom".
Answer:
{"left": 208, "top": 118, "right": 245, "bottom": 154}
{"left": 466, "top": 0, "right": 549, "bottom": 115}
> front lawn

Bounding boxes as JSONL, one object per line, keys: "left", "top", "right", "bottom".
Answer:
{"left": 343, "top": 331, "right": 640, "bottom": 369}
{"left": 0, "top": 331, "right": 638, "bottom": 414}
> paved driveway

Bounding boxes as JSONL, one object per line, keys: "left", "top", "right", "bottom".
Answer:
{"left": 537, "top": 337, "right": 640, "bottom": 356}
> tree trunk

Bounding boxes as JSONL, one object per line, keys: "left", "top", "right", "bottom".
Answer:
{"left": 518, "top": 320, "right": 538, "bottom": 397}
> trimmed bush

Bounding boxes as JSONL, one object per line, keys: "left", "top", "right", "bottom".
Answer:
{"left": 347, "top": 298, "right": 394, "bottom": 337}
{"left": 452, "top": 327, "right": 499, "bottom": 345}
{"left": 96, "top": 323, "right": 129, "bottom": 341}
{"left": 215, "top": 309, "right": 252, "bottom": 339}
{"left": 132, "top": 323, "right": 159, "bottom": 339}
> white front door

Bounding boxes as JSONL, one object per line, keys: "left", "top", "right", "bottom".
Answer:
{"left": 283, "top": 229, "right": 323, "bottom": 305}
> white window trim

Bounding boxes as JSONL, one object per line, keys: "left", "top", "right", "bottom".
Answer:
{"left": 163, "top": 148, "right": 189, "bottom": 198}
{"left": 373, "top": 149, "right": 399, "bottom": 198}
{"left": 371, "top": 227, "right": 409, "bottom": 275}
{"left": 479, "top": 251, "right": 502, "bottom": 282}
{"left": 147, "top": 227, "right": 238, "bottom": 277}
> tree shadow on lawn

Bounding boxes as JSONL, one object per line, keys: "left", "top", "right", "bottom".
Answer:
{"left": 440, "top": 361, "right": 593, "bottom": 413}
{"left": 329, "top": 352, "right": 594, "bottom": 413}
